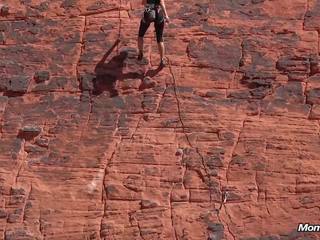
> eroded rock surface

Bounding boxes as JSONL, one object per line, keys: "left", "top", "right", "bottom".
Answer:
{"left": 0, "top": 0, "right": 319, "bottom": 239}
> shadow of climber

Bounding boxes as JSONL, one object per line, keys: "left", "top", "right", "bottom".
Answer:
{"left": 93, "top": 49, "right": 128, "bottom": 97}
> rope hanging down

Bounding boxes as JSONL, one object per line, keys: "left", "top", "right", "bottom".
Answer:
{"left": 166, "top": 57, "right": 228, "bottom": 213}
{"left": 117, "top": 0, "right": 122, "bottom": 54}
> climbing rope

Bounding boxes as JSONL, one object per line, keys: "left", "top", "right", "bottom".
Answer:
{"left": 117, "top": 0, "right": 122, "bottom": 54}
{"left": 166, "top": 58, "right": 193, "bottom": 146}
{"left": 149, "top": 16, "right": 229, "bottom": 212}
{"left": 167, "top": 57, "right": 228, "bottom": 213}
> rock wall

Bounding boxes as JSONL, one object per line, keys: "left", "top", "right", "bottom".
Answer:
{"left": 0, "top": 0, "right": 319, "bottom": 239}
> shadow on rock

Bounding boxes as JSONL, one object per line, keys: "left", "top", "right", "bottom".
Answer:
{"left": 93, "top": 40, "right": 164, "bottom": 97}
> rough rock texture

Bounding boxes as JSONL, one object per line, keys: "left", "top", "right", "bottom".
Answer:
{"left": 0, "top": 0, "right": 320, "bottom": 239}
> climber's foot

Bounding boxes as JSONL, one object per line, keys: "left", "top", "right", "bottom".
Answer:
{"left": 159, "top": 58, "right": 168, "bottom": 68}
{"left": 137, "top": 51, "right": 143, "bottom": 61}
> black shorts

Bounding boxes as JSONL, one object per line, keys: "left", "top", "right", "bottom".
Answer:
{"left": 138, "top": 18, "right": 164, "bottom": 43}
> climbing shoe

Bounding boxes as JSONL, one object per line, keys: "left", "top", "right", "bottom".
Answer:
{"left": 137, "top": 51, "right": 143, "bottom": 61}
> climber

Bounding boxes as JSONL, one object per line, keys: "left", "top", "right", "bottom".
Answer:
{"left": 137, "top": 0, "right": 170, "bottom": 67}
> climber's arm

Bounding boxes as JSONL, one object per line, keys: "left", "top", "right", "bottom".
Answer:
{"left": 160, "top": 0, "right": 169, "bottom": 22}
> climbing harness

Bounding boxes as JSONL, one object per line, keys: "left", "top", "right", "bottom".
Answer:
{"left": 143, "top": 4, "right": 157, "bottom": 23}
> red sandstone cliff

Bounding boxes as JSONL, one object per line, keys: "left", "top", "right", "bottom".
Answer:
{"left": 0, "top": 0, "right": 320, "bottom": 239}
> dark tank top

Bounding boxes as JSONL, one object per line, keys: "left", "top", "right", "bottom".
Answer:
{"left": 147, "top": 0, "right": 160, "bottom": 5}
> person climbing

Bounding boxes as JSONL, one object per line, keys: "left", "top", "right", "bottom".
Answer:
{"left": 137, "top": 0, "right": 170, "bottom": 67}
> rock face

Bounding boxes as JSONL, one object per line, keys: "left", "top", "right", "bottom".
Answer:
{"left": 0, "top": 0, "right": 319, "bottom": 239}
